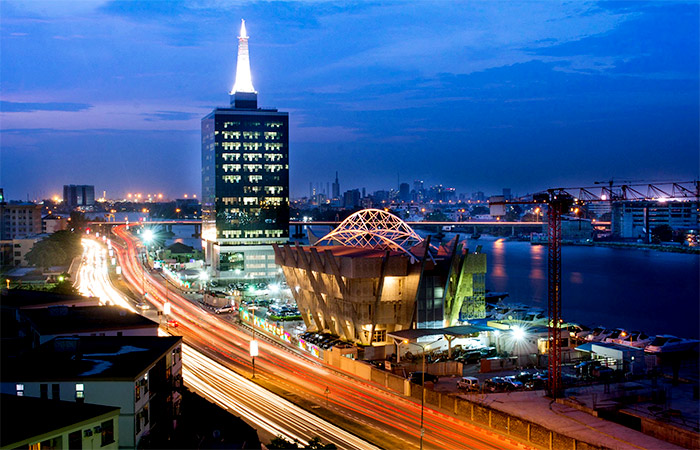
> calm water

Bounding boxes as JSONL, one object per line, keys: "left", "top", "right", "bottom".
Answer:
{"left": 475, "top": 238, "right": 700, "bottom": 339}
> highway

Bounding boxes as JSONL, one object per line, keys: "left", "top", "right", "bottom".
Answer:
{"left": 75, "top": 236, "right": 379, "bottom": 449}
{"left": 103, "top": 226, "right": 533, "bottom": 450}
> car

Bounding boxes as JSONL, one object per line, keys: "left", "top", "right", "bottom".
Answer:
{"left": 214, "top": 305, "right": 233, "bottom": 314}
{"left": 483, "top": 377, "right": 510, "bottom": 392}
{"left": 166, "top": 319, "right": 179, "bottom": 328}
{"left": 135, "top": 302, "right": 150, "bottom": 310}
{"left": 484, "top": 377, "right": 515, "bottom": 392}
{"left": 457, "top": 376, "right": 480, "bottom": 391}
{"left": 503, "top": 376, "right": 524, "bottom": 390}
{"left": 513, "top": 371, "right": 536, "bottom": 383}
{"left": 457, "top": 350, "right": 482, "bottom": 364}
{"left": 409, "top": 372, "right": 438, "bottom": 385}
{"left": 525, "top": 376, "right": 547, "bottom": 390}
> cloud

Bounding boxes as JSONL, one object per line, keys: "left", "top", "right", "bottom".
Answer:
{"left": 0, "top": 101, "right": 92, "bottom": 112}
{"left": 291, "top": 125, "right": 366, "bottom": 143}
{"left": 142, "top": 110, "right": 200, "bottom": 121}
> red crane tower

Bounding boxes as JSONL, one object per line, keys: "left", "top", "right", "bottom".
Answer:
{"left": 491, "top": 181, "right": 698, "bottom": 398}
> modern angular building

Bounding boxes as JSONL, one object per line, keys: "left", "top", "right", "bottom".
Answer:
{"left": 202, "top": 20, "right": 289, "bottom": 280}
{"left": 273, "top": 209, "right": 486, "bottom": 346}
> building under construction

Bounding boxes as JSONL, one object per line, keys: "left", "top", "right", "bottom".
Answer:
{"left": 273, "top": 209, "right": 486, "bottom": 346}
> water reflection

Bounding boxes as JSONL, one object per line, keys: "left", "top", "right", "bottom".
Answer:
{"left": 570, "top": 272, "right": 583, "bottom": 284}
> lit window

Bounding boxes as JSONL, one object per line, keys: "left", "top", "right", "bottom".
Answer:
{"left": 16, "top": 384, "right": 24, "bottom": 396}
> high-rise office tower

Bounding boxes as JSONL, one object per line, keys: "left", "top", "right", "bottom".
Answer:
{"left": 63, "top": 185, "right": 95, "bottom": 208}
{"left": 332, "top": 172, "right": 340, "bottom": 199}
{"left": 201, "top": 20, "right": 289, "bottom": 280}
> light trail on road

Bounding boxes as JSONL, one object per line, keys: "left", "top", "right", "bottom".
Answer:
{"left": 183, "top": 344, "right": 381, "bottom": 450}
{"left": 76, "top": 238, "right": 136, "bottom": 312}
{"left": 109, "top": 225, "right": 533, "bottom": 450}
{"left": 77, "top": 236, "right": 380, "bottom": 449}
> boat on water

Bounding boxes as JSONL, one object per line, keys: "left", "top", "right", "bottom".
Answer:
{"left": 586, "top": 327, "right": 614, "bottom": 342}
{"left": 645, "top": 335, "right": 700, "bottom": 353}
{"left": 607, "top": 330, "right": 652, "bottom": 348}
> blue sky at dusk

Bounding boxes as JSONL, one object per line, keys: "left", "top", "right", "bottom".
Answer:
{"left": 1, "top": 1, "right": 698, "bottom": 200}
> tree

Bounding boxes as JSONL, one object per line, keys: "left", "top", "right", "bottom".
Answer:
{"left": 69, "top": 211, "right": 88, "bottom": 230}
{"left": 24, "top": 230, "right": 82, "bottom": 270}
{"left": 505, "top": 205, "right": 523, "bottom": 222}
{"left": 304, "top": 437, "right": 337, "bottom": 449}
{"left": 471, "top": 205, "right": 489, "bottom": 216}
{"left": 268, "top": 436, "right": 299, "bottom": 449}
{"left": 426, "top": 209, "right": 448, "bottom": 221}
{"left": 50, "top": 272, "right": 78, "bottom": 295}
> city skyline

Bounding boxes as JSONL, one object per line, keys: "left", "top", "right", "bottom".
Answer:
{"left": 1, "top": 1, "right": 698, "bottom": 201}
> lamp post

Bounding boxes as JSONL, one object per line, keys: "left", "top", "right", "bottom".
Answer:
{"left": 248, "top": 305, "right": 259, "bottom": 379}
{"left": 199, "top": 271, "right": 209, "bottom": 293}
{"left": 404, "top": 340, "right": 429, "bottom": 450}
{"left": 141, "top": 230, "right": 153, "bottom": 301}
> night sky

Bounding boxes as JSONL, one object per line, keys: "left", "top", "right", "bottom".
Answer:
{"left": 1, "top": 1, "right": 698, "bottom": 201}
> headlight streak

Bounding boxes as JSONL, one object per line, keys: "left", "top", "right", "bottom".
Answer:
{"left": 109, "top": 225, "right": 531, "bottom": 450}
{"left": 85, "top": 234, "right": 378, "bottom": 450}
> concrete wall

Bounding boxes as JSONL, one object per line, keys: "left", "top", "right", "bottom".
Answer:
{"left": 621, "top": 410, "right": 700, "bottom": 449}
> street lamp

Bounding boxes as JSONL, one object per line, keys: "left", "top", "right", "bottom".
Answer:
{"left": 199, "top": 271, "right": 209, "bottom": 293}
{"left": 403, "top": 340, "right": 430, "bottom": 450}
{"left": 248, "top": 304, "right": 259, "bottom": 379}
{"left": 141, "top": 231, "right": 154, "bottom": 301}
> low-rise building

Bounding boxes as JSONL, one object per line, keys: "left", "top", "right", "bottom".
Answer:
{"left": 42, "top": 214, "right": 69, "bottom": 234}
{"left": 1, "top": 336, "right": 183, "bottom": 449}
{"left": 612, "top": 200, "right": 699, "bottom": 239}
{"left": 21, "top": 305, "right": 159, "bottom": 346}
{"left": 0, "top": 202, "right": 43, "bottom": 240}
{"left": 0, "top": 393, "right": 120, "bottom": 450}
{"left": 0, "top": 235, "right": 45, "bottom": 267}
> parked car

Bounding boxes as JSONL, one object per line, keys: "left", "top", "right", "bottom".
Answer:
{"left": 409, "top": 372, "right": 439, "bottom": 385}
{"left": 457, "top": 350, "right": 482, "bottom": 364}
{"left": 457, "top": 376, "right": 480, "bottom": 391}
{"left": 135, "top": 302, "right": 150, "bottom": 311}
{"left": 525, "top": 376, "right": 547, "bottom": 390}
{"left": 503, "top": 376, "right": 524, "bottom": 390}
{"left": 483, "top": 377, "right": 511, "bottom": 392}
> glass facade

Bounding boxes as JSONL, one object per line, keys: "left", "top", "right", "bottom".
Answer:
{"left": 202, "top": 107, "right": 289, "bottom": 278}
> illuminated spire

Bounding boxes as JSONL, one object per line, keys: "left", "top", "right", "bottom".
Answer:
{"left": 231, "top": 19, "right": 256, "bottom": 94}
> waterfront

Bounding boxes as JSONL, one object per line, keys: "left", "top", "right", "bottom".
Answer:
{"left": 153, "top": 223, "right": 699, "bottom": 340}
{"left": 478, "top": 237, "right": 700, "bottom": 340}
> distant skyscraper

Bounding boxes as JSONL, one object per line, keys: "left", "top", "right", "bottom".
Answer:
{"left": 503, "top": 188, "right": 512, "bottom": 200}
{"left": 201, "top": 20, "right": 289, "bottom": 280}
{"left": 63, "top": 185, "right": 95, "bottom": 208}
{"left": 332, "top": 172, "right": 340, "bottom": 199}
{"left": 343, "top": 189, "right": 361, "bottom": 209}
{"left": 399, "top": 183, "right": 410, "bottom": 202}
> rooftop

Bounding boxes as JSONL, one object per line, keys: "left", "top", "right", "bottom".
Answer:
{"left": 3, "top": 336, "right": 181, "bottom": 381}
{"left": 0, "top": 394, "right": 119, "bottom": 448}
{"left": 1, "top": 289, "right": 99, "bottom": 309}
{"left": 22, "top": 305, "right": 158, "bottom": 335}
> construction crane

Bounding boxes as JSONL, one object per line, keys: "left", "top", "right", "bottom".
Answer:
{"left": 491, "top": 180, "right": 698, "bottom": 398}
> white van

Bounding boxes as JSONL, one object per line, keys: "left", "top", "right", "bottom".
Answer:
{"left": 457, "top": 376, "right": 479, "bottom": 391}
